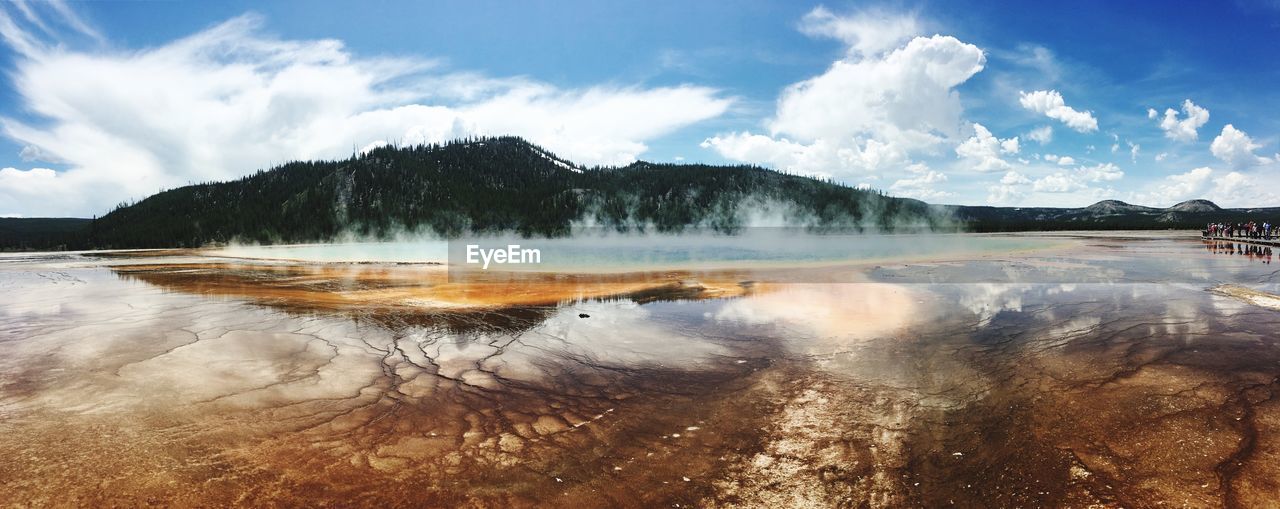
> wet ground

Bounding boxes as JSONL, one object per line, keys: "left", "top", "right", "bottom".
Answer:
{"left": 2, "top": 233, "right": 1280, "bottom": 507}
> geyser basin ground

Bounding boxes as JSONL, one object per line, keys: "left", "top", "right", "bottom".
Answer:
{"left": 3, "top": 232, "right": 1280, "bottom": 507}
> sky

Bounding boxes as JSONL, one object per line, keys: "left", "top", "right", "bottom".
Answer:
{"left": 1, "top": 0, "right": 1279, "bottom": 217}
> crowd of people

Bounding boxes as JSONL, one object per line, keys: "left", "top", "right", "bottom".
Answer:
{"left": 1205, "top": 221, "right": 1277, "bottom": 240}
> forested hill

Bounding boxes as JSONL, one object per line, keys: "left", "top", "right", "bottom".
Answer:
{"left": 7, "top": 136, "right": 1273, "bottom": 251}
{"left": 77, "top": 136, "right": 942, "bottom": 248}
{"left": 0, "top": 218, "right": 92, "bottom": 251}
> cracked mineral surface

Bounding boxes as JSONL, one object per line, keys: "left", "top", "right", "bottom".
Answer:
{"left": 3, "top": 232, "right": 1280, "bottom": 507}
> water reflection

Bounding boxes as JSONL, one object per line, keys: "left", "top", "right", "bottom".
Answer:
{"left": 5, "top": 235, "right": 1280, "bottom": 507}
{"left": 1204, "top": 239, "right": 1273, "bottom": 264}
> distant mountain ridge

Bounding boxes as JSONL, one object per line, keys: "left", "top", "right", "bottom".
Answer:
{"left": 67, "top": 136, "right": 943, "bottom": 249}
{"left": 2, "top": 136, "right": 1278, "bottom": 251}
{"left": 945, "top": 198, "right": 1280, "bottom": 233}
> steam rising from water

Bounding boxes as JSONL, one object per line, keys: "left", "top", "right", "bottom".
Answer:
{"left": 216, "top": 190, "right": 961, "bottom": 252}
{"left": 215, "top": 229, "right": 1049, "bottom": 273}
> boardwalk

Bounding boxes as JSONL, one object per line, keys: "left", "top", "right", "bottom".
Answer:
{"left": 1201, "top": 235, "right": 1280, "bottom": 247}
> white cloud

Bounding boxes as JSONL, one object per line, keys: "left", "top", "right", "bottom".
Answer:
{"left": 0, "top": 12, "right": 731, "bottom": 216}
{"left": 1031, "top": 163, "right": 1122, "bottom": 193}
{"left": 358, "top": 140, "right": 388, "bottom": 155}
{"left": 1000, "top": 137, "right": 1020, "bottom": 155}
{"left": 1127, "top": 142, "right": 1140, "bottom": 163}
{"left": 1135, "top": 167, "right": 1213, "bottom": 205}
{"left": 1213, "top": 171, "right": 1250, "bottom": 196}
{"left": 1008, "top": 44, "right": 1061, "bottom": 83}
{"left": 1153, "top": 99, "right": 1209, "bottom": 142}
{"left": 1000, "top": 171, "right": 1031, "bottom": 185}
{"left": 1210, "top": 124, "right": 1273, "bottom": 168}
{"left": 0, "top": 166, "right": 57, "bottom": 186}
{"left": 705, "top": 7, "right": 985, "bottom": 181}
{"left": 44, "top": 0, "right": 104, "bottom": 44}
{"left": 955, "top": 123, "right": 1017, "bottom": 172}
{"left": 768, "top": 34, "right": 983, "bottom": 146}
{"left": 1025, "top": 125, "right": 1053, "bottom": 145}
{"left": 700, "top": 133, "right": 904, "bottom": 181}
{"left": 1018, "top": 90, "right": 1098, "bottom": 132}
{"left": 1206, "top": 171, "right": 1279, "bottom": 206}
{"left": 0, "top": 167, "right": 68, "bottom": 216}
{"left": 798, "top": 6, "right": 921, "bottom": 57}
{"left": 18, "top": 144, "right": 57, "bottom": 162}
{"left": 1155, "top": 152, "right": 1168, "bottom": 162}
{"left": 1133, "top": 166, "right": 1277, "bottom": 207}
{"left": 1171, "top": 167, "right": 1214, "bottom": 196}
{"left": 986, "top": 183, "right": 1026, "bottom": 204}
{"left": 1033, "top": 172, "right": 1084, "bottom": 193}
{"left": 983, "top": 168, "right": 1044, "bottom": 204}
{"left": 0, "top": 0, "right": 104, "bottom": 56}
{"left": 890, "top": 169, "right": 951, "bottom": 200}
{"left": 985, "top": 171, "right": 1035, "bottom": 205}
{"left": 1077, "top": 162, "right": 1124, "bottom": 182}
{"left": 1056, "top": 156, "right": 1075, "bottom": 166}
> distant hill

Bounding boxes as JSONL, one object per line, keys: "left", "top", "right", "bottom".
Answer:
{"left": 946, "top": 199, "right": 1280, "bottom": 232}
{"left": 0, "top": 218, "right": 92, "bottom": 251}
{"left": 77, "top": 137, "right": 943, "bottom": 248}
{"left": 4, "top": 136, "right": 1280, "bottom": 251}
{"left": 1167, "top": 199, "right": 1221, "bottom": 213}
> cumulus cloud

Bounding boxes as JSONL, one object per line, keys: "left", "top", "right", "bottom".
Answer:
{"left": 1204, "top": 171, "right": 1280, "bottom": 207}
{"left": 1001, "top": 137, "right": 1020, "bottom": 155}
{"left": 1077, "top": 162, "right": 1124, "bottom": 182}
{"left": 1018, "top": 90, "right": 1098, "bottom": 132}
{"left": 798, "top": 6, "right": 921, "bottom": 57}
{"left": 1033, "top": 172, "right": 1085, "bottom": 193}
{"left": 985, "top": 183, "right": 1025, "bottom": 205}
{"left": 0, "top": 9, "right": 731, "bottom": 216}
{"left": 1152, "top": 99, "right": 1209, "bottom": 142}
{"left": 1135, "top": 167, "right": 1213, "bottom": 205}
{"left": 1056, "top": 156, "right": 1076, "bottom": 166}
{"left": 955, "top": 123, "right": 1018, "bottom": 172}
{"left": 1001, "top": 170, "right": 1031, "bottom": 185}
{"left": 1030, "top": 163, "right": 1122, "bottom": 193}
{"left": 704, "top": 6, "right": 985, "bottom": 182}
{"left": 1134, "top": 166, "right": 1276, "bottom": 207}
{"left": 699, "top": 133, "right": 903, "bottom": 181}
{"left": 985, "top": 170, "right": 1038, "bottom": 205}
{"left": 889, "top": 168, "right": 951, "bottom": 200}
{"left": 1210, "top": 124, "right": 1273, "bottom": 168}
{"left": 1025, "top": 125, "right": 1053, "bottom": 145}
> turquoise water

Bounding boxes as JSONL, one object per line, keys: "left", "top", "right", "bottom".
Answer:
{"left": 210, "top": 232, "right": 1058, "bottom": 271}
{"left": 214, "top": 242, "right": 452, "bottom": 263}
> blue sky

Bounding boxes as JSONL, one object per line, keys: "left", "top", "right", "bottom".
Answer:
{"left": 1, "top": 0, "right": 1279, "bottom": 216}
